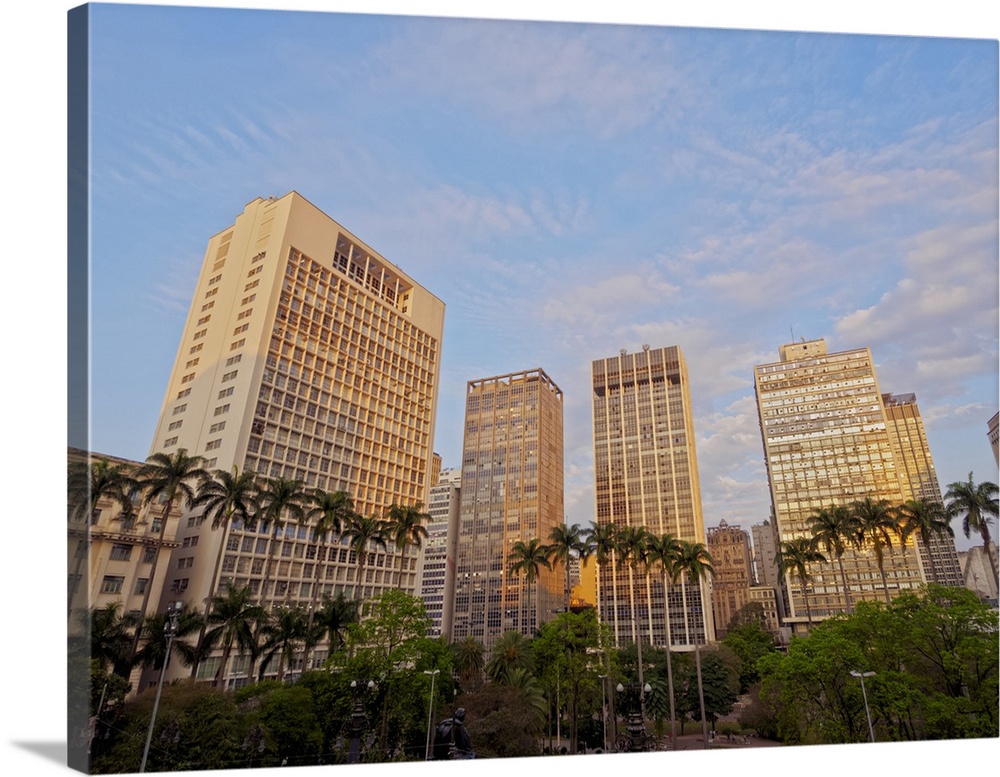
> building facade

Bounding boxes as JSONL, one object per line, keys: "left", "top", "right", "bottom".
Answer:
{"left": 451, "top": 369, "right": 564, "bottom": 650}
{"left": 150, "top": 192, "right": 445, "bottom": 684}
{"left": 419, "top": 467, "right": 462, "bottom": 638}
{"left": 989, "top": 412, "right": 999, "bottom": 467}
{"left": 753, "top": 339, "right": 925, "bottom": 631}
{"left": 591, "top": 344, "right": 713, "bottom": 650}
{"left": 882, "top": 392, "right": 963, "bottom": 587}
{"left": 706, "top": 519, "right": 754, "bottom": 638}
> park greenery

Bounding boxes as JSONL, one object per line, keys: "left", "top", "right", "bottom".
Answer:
{"left": 72, "top": 453, "right": 998, "bottom": 771}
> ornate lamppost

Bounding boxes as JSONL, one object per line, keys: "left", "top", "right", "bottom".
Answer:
{"left": 614, "top": 680, "right": 653, "bottom": 752}
{"left": 348, "top": 679, "right": 376, "bottom": 764}
{"left": 140, "top": 601, "right": 182, "bottom": 773}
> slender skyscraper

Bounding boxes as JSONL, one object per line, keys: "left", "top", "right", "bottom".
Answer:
{"left": 419, "top": 467, "right": 462, "bottom": 638}
{"left": 754, "top": 339, "right": 924, "bottom": 633}
{"left": 150, "top": 192, "right": 444, "bottom": 685}
{"left": 451, "top": 369, "right": 564, "bottom": 649}
{"left": 592, "top": 345, "right": 713, "bottom": 650}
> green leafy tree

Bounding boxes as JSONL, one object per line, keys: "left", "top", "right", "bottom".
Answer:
{"left": 777, "top": 536, "right": 826, "bottom": 626}
{"left": 459, "top": 684, "right": 545, "bottom": 759}
{"left": 257, "top": 684, "right": 324, "bottom": 767}
{"left": 681, "top": 649, "right": 739, "bottom": 729}
{"left": 721, "top": 619, "right": 777, "bottom": 693}
{"left": 945, "top": 472, "right": 999, "bottom": 590}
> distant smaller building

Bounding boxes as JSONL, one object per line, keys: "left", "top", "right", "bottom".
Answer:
{"left": 419, "top": 467, "right": 461, "bottom": 638}
{"left": 958, "top": 542, "right": 999, "bottom": 608}
{"left": 706, "top": 519, "right": 753, "bottom": 638}
{"left": 748, "top": 585, "right": 782, "bottom": 637}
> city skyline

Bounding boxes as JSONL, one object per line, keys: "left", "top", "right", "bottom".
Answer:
{"left": 80, "top": 4, "right": 997, "bottom": 558}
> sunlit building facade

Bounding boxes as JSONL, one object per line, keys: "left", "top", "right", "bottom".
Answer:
{"left": 706, "top": 519, "right": 753, "bottom": 638}
{"left": 150, "top": 192, "right": 445, "bottom": 684}
{"left": 451, "top": 369, "right": 564, "bottom": 650}
{"left": 592, "top": 345, "right": 713, "bottom": 650}
{"left": 753, "top": 339, "right": 924, "bottom": 632}
{"left": 419, "top": 467, "right": 461, "bottom": 638}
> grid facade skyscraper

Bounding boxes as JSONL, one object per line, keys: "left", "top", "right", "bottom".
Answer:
{"left": 591, "top": 345, "right": 713, "bottom": 649}
{"left": 150, "top": 192, "right": 444, "bottom": 684}
{"left": 882, "top": 392, "right": 963, "bottom": 587}
{"left": 753, "top": 338, "right": 925, "bottom": 631}
{"left": 419, "top": 467, "right": 461, "bottom": 638}
{"left": 451, "top": 369, "right": 564, "bottom": 650}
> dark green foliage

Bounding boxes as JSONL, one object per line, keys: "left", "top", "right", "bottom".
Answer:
{"left": 722, "top": 620, "right": 778, "bottom": 693}
{"left": 681, "top": 650, "right": 739, "bottom": 726}
{"left": 459, "top": 684, "right": 544, "bottom": 758}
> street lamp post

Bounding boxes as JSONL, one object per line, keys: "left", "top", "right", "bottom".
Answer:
{"left": 348, "top": 679, "right": 376, "bottom": 764}
{"left": 850, "top": 670, "right": 876, "bottom": 742}
{"left": 140, "top": 601, "right": 182, "bottom": 773}
{"left": 423, "top": 669, "right": 440, "bottom": 760}
{"left": 614, "top": 680, "right": 653, "bottom": 752}
{"left": 598, "top": 675, "right": 608, "bottom": 752}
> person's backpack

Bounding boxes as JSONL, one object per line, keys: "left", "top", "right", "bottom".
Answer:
{"left": 432, "top": 719, "right": 453, "bottom": 760}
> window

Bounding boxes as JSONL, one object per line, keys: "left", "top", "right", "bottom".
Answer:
{"left": 182, "top": 536, "right": 199, "bottom": 548}
{"left": 109, "top": 544, "right": 132, "bottom": 561}
{"left": 222, "top": 370, "right": 238, "bottom": 382}
{"left": 201, "top": 301, "right": 215, "bottom": 312}
{"left": 197, "top": 315, "right": 211, "bottom": 326}
{"left": 214, "top": 404, "right": 230, "bottom": 416}
{"left": 248, "top": 266, "right": 262, "bottom": 277}
{"left": 218, "top": 387, "right": 234, "bottom": 399}
{"left": 245, "top": 279, "right": 260, "bottom": 291}
{"left": 143, "top": 547, "right": 157, "bottom": 563}
{"left": 176, "top": 388, "right": 191, "bottom": 399}
{"left": 209, "top": 421, "right": 226, "bottom": 433}
{"left": 225, "top": 354, "right": 242, "bottom": 366}
{"left": 230, "top": 339, "right": 246, "bottom": 350}
{"left": 205, "top": 439, "right": 222, "bottom": 451}
{"left": 168, "top": 420, "right": 183, "bottom": 431}
{"left": 181, "top": 373, "right": 195, "bottom": 384}
{"left": 134, "top": 578, "right": 149, "bottom": 595}
{"left": 173, "top": 403, "right": 187, "bottom": 415}
{"left": 241, "top": 294, "right": 257, "bottom": 305}
{"left": 171, "top": 578, "right": 189, "bottom": 593}
{"left": 233, "top": 324, "right": 249, "bottom": 335}
{"left": 205, "top": 287, "right": 218, "bottom": 298}
{"left": 193, "top": 329, "right": 207, "bottom": 340}
{"left": 101, "top": 576, "right": 125, "bottom": 594}
{"left": 189, "top": 343, "right": 203, "bottom": 354}
{"left": 185, "top": 358, "right": 200, "bottom": 368}
{"left": 164, "top": 436, "right": 178, "bottom": 447}
{"left": 208, "top": 274, "right": 222, "bottom": 285}
{"left": 177, "top": 557, "right": 194, "bottom": 569}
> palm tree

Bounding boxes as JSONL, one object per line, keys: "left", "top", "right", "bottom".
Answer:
{"left": 645, "top": 531, "right": 681, "bottom": 748}
{"left": 341, "top": 512, "right": 389, "bottom": 600}
{"left": 302, "top": 489, "right": 355, "bottom": 669}
{"left": 776, "top": 537, "right": 826, "bottom": 626}
{"left": 945, "top": 472, "right": 999, "bottom": 590}
{"left": 807, "top": 504, "right": 857, "bottom": 612}
{"left": 256, "top": 476, "right": 309, "bottom": 607}
{"left": 673, "top": 540, "right": 715, "bottom": 749}
{"left": 486, "top": 630, "right": 534, "bottom": 682}
{"left": 583, "top": 521, "right": 618, "bottom": 617}
{"left": 546, "top": 522, "right": 585, "bottom": 614}
{"left": 202, "top": 586, "right": 265, "bottom": 688}
{"left": 188, "top": 466, "right": 259, "bottom": 676}
{"left": 309, "top": 592, "right": 360, "bottom": 662}
{"left": 133, "top": 604, "right": 203, "bottom": 674}
{"left": 386, "top": 502, "right": 430, "bottom": 588}
{"left": 506, "top": 538, "right": 552, "bottom": 632}
{"left": 613, "top": 524, "right": 651, "bottom": 702}
{"left": 86, "top": 602, "right": 137, "bottom": 678}
{"left": 130, "top": 449, "right": 209, "bottom": 662}
{"left": 850, "top": 497, "right": 900, "bottom": 605}
{"left": 896, "top": 498, "right": 954, "bottom": 585}
{"left": 258, "top": 605, "right": 309, "bottom": 683}
{"left": 451, "top": 636, "right": 486, "bottom": 692}
{"left": 67, "top": 457, "right": 139, "bottom": 618}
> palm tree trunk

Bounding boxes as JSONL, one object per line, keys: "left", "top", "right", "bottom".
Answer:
{"left": 836, "top": 554, "right": 853, "bottom": 612}
{"left": 800, "top": 573, "right": 814, "bottom": 627}
{"left": 192, "top": 518, "right": 231, "bottom": 679}
{"left": 215, "top": 640, "right": 233, "bottom": 689}
{"left": 981, "top": 531, "right": 999, "bottom": 591}
{"left": 662, "top": 572, "right": 678, "bottom": 749}
{"left": 921, "top": 536, "right": 939, "bottom": 585}
{"left": 128, "top": 500, "right": 172, "bottom": 664}
{"left": 303, "top": 534, "right": 329, "bottom": 672}
{"left": 695, "top": 640, "right": 708, "bottom": 747}
{"left": 876, "top": 547, "right": 891, "bottom": 605}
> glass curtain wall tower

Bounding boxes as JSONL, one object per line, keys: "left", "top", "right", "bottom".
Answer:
{"left": 591, "top": 345, "right": 713, "bottom": 650}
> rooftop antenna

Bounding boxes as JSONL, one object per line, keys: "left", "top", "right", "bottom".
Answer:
{"left": 789, "top": 324, "right": 794, "bottom": 341}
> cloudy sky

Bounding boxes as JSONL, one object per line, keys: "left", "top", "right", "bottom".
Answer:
{"left": 78, "top": 2, "right": 999, "bottom": 551}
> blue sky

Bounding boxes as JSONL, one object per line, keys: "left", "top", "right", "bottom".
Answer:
{"left": 79, "top": 2, "right": 999, "bottom": 551}
{"left": 3, "top": 3, "right": 998, "bottom": 776}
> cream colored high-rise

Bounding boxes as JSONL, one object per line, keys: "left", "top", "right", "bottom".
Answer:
{"left": 152, "top": 192, "right": 444, "bottom": 685}
{"left": 753, "top": 339, "right": 925, "bottom": 632}
{"left": 592, "top": 345, "right": 714, "bottom": 649}
{"left": 451, "top": 369, "right": 564, "bottom": 650}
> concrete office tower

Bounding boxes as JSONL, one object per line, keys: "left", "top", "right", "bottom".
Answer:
{"left": 151, "top": 192, "right": 444, "bottom": 684}
{"left": 706, "top": 520, "right": 753, "bottom": 639}
{"left": 882, "top": 393, "right": 963, "bottom": 587}
{"left": 451, "top": 369, "right": 564, "bottom": 649}
{"left": 989, "top": 412, "right": 999, "bottom": 466}
{"left": 592, "top": 345, "right": 714, "bottom": 649}
{"left": 754, "top": 338, "right": 924, "bottom": 632}
{"left": 419, "top": 467, "right": 461, "bottom": 637}
{"left": 751, "top": 520, "right": 781, "bottom": 587}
